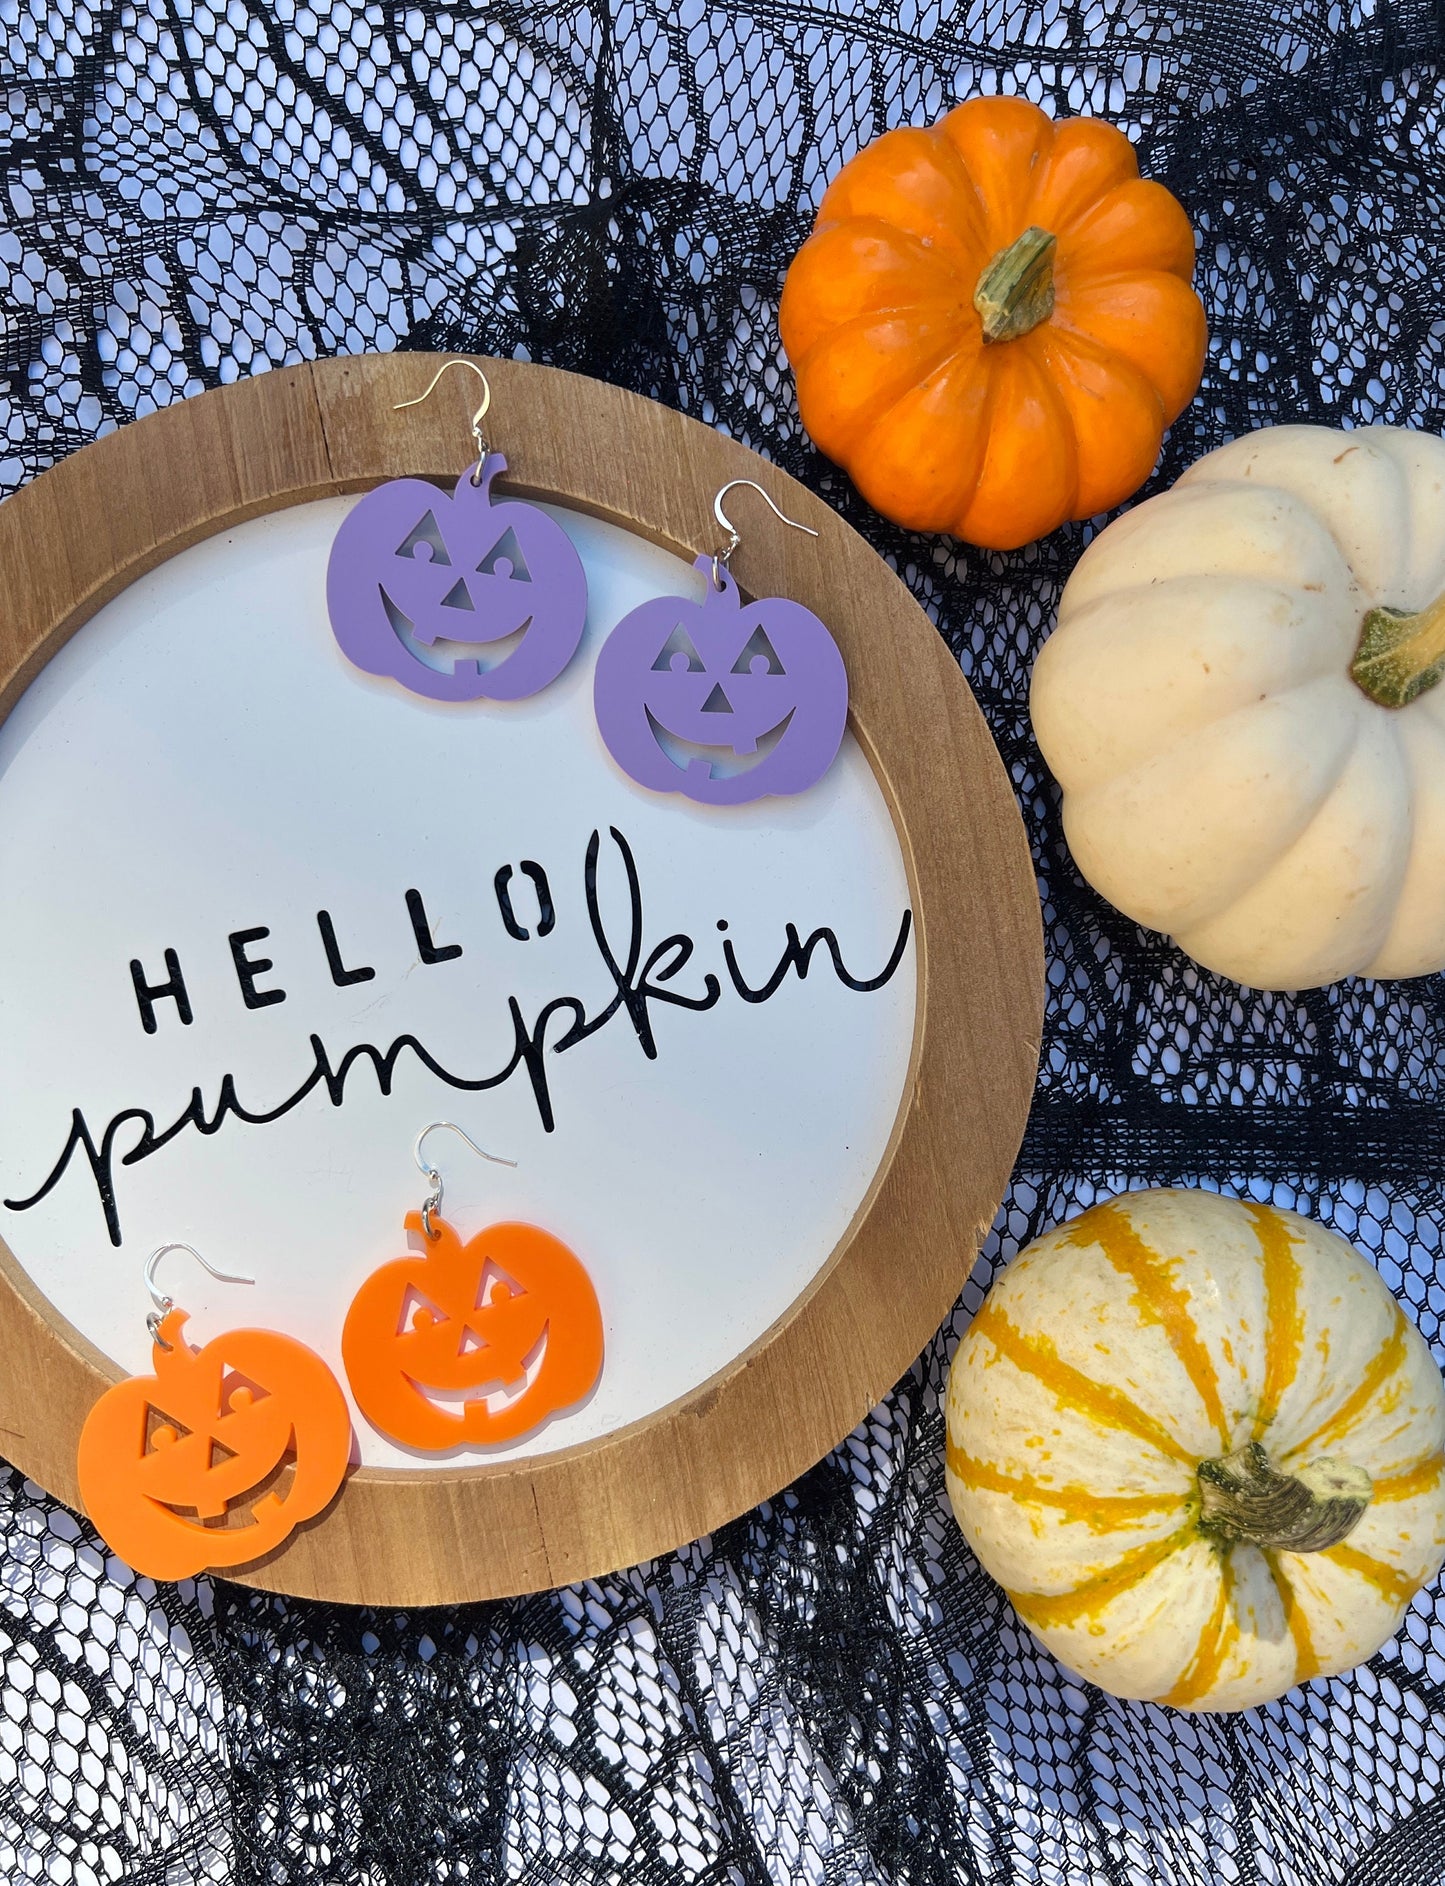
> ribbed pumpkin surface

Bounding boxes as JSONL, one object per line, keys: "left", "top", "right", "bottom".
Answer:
{"left": 1029, "top": 424, "right": 1445, "bottom": 990}
{"left": 946, "top": 1189, "right": 1445, "bottom": 1711}
{"left": 779, "top": 97, "right": 1207, "bottom": 550}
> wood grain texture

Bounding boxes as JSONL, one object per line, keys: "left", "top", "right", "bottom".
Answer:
{"left": 0, "top": 355, "right": 1043, "bottom": 1604}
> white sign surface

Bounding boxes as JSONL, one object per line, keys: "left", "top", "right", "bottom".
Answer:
{"left": 0, "top": 496, "right": 916, "bottom": 1468}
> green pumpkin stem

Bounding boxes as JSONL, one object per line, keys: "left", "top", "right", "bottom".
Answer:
{"left": 974, "top": 227, "right": 1058, "bottom": 344}
{"left": 1196, "top": 1442, "right": 1371, "bottom": 1553}
{"left": 1352, "top": 592, "right": 1445, "bottom": 708}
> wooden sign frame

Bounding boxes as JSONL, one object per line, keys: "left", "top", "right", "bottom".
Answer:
{"left": 0, "top": 355, "right": 1042, "bottom": 1605}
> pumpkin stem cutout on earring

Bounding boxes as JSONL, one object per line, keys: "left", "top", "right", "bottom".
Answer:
{"left": 341, "top": 1122, "right": 604, "bottom": 1453}
{"left": 593, "top": 477, "right": 848, "bottom": 804}
{"left": 76, "top": 1243, "right": 353, "bottom": 1581}
{"left": 326, "top": 358, "right": 589, "bottom": 703}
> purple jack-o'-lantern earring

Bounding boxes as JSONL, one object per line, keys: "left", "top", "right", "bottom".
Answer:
{"left": 327, "top": 360, "right": 588, "bottom": 703}
{"left": 593, "top": 480, "right": 848, "bottom": 806}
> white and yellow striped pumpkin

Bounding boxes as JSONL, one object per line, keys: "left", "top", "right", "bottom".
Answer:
{"left": 946, "top": 1189, "right": 1445, "bottom": 1711}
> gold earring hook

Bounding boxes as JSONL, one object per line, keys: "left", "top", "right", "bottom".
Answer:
{"left": 394, "top": 360, "right": 494, "bottom": 482}
{"left": 143, "top": 1243, "right": 255, "bottom": 1350}
{"left": 413, "top": 1121, "right": 517, "bottom": 1240}
{"left": 710, "top": 478, "right": 819, "bottom": 588}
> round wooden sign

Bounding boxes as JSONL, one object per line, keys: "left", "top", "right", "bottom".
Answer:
{"left": 0, "top": 355, "right": 1041, "bottom": 1604}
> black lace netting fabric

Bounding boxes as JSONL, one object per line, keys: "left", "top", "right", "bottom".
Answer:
{"left": 3, "top": 2, "right": 1445, "bottom": 1880}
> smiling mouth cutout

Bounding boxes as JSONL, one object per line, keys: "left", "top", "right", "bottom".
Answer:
{"left": 156, "top": 1487, "right": 288, "bottom": 1531}
{"left": 382, "top": 590, "right": 534, "bottom": 674}
{"left": 402, "top": 1325, "right": 550, "bottom": 1417}
{"left": 644, "top": 707, "right": 796, "bottom": 778}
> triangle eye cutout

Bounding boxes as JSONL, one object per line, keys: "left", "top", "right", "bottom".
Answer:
{"left": 730, "top": 625, "right": 786, "bottom": 676}
{"left": 651, "top": 626, "right": 706, "bottom": 674}
{"left": 399, "top": 1287, "right": 450, "bottom": 1337}
{"left": 440, "top": 578, "right": 475, "bottom": 611}
{"left": 477, "top": 526, "right": 532, "bottom": 582}
{"left": 394, "top": 510, "right": 452, "bottom": 565}
{"left": 144, "top": 1405, "right": 192, "bottom": 1452}
{"left": 218, "top": 1369, "right": 271, "bottom": 1416}
{"left": 474, "top": 1260, "right": 525, "bottom": 1310}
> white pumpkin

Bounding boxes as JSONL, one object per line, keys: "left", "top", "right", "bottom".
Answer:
{"left": 946, "top": 1189, "right": 1445, "bottom": 1712}
{"left": 1030, "top": 424, "right": 1445, "bottom": 989}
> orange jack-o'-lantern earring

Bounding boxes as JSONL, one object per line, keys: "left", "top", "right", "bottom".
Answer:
{"left": 341, "top": 1122, "right": 604, "bottom": 1454}
{"left": 76, "top": 1243, "right": 353, "bottom": 1581}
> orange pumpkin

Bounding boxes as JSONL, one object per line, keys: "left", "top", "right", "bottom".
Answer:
{"left": 779, "top": 97, "right": 1208, "bottom": 550}
{"left": 342, "top": 1211, "right": 603, "bottom": 1452}
{"left": 76, "top": 1310, "right": 352, "bottom": 1580}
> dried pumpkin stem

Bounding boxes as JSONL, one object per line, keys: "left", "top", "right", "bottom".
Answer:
{"left": 973, "top": 226, "right": 1058, "bottom": 343}
{"left": 1352, "top": 591, "right": 1445, "bottom": 708}
{"left": 1196, "top": 1441, "right": 1371, "bottom": 1552}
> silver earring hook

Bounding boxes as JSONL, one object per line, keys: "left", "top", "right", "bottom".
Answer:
{"left": 393, "top": 360, "right": 494, "bottom": 485}
{"left": 710, "top": 478, "right": 819, "bottom": 589}
{"left": 143, "top": 1243, "right": 254, "bottom": 1351}
{"left": 413, "top": 1121, "right": 517, "bottom": 1241}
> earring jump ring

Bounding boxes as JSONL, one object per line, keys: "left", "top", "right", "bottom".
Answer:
{"left": 142, "top": 1243, "right": 255, "bottom": 1350}
{"left": 709, "top": 478, "right": 820, "bottom": 587}
{"left": 393, "top": 359, "right": 494, "bottom": 477}
{"left": 412, "top": 1122, "right": 517, "bottom": 1241}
